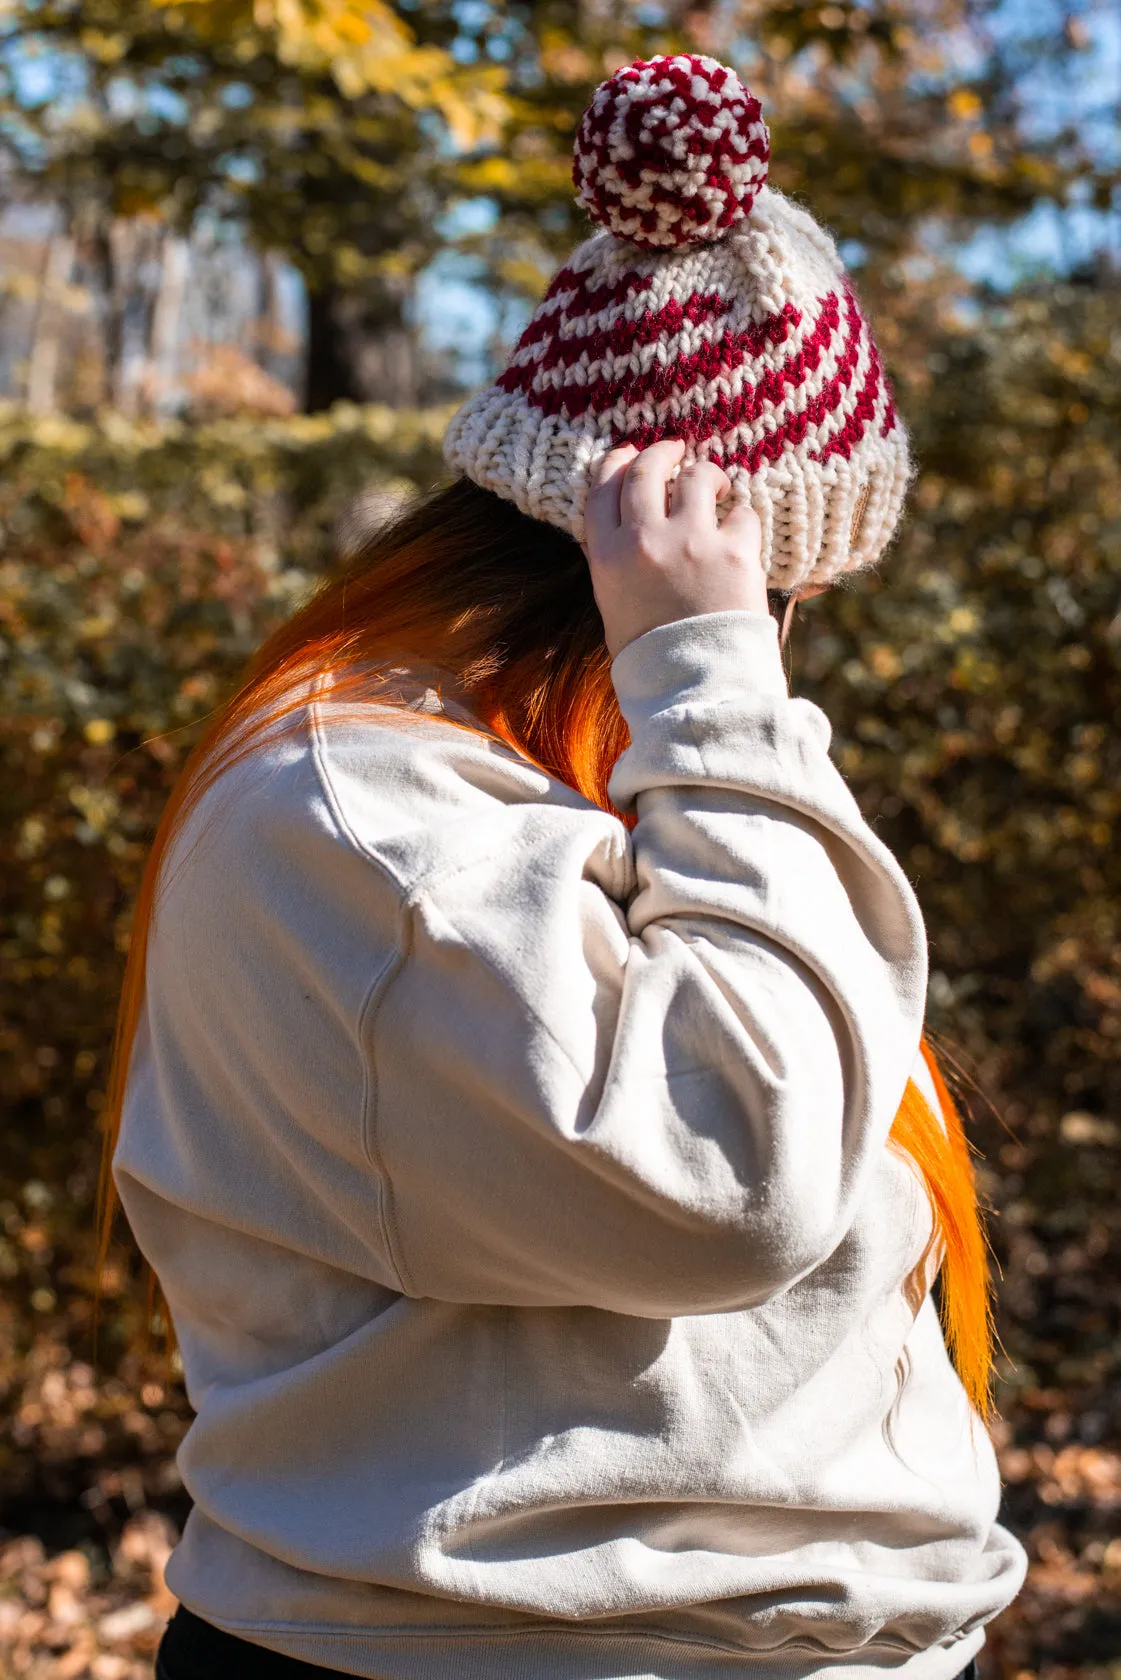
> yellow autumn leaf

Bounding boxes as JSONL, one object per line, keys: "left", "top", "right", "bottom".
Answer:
{"left": 79, "top": 28, "right": 129, "bottom": 63}
{"left": 151, "top": 0, "right": 505, "bottom": 144}
{"left": 457, "top": 154, "right": 519, "bottom": 193}
{"left": 81, "top": 720, "right": 117, "bottom": 747}
{"left": 948, "top": 88, "right": 982, "bottom": 120}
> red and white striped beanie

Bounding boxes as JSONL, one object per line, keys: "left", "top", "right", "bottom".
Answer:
{"left": 443, "top": 54, "right": 912, "bottom": 589}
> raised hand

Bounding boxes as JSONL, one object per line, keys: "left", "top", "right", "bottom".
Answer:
{"left": 583, "top": 440, "right": 767, "bottom": 659}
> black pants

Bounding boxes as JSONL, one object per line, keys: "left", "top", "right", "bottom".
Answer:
{"left": 157, "top": 1605, "right": 981, "bottom": 1680}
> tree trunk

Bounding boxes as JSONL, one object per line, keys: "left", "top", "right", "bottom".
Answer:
{"left": 357, "top": 324, "right": 419, "bottom": 407}
{"left": 303, "top": 284, "right": 368, "bottom": 411}
{"left": 255, "top": 252, "right": 288, "bottom": 383}
{"left": 143, "top": 233, "right": 189, "bottom": 415}
{"left": 107, "top": 219, "right": 139, "bottom": 413}
{"left": 303, "top": 283, "right": 420, "bottom": 411}
{"left": 26, "top": 233, "right": 75, "bottom": 414}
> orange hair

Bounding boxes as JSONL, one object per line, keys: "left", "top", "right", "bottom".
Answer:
{"left": 99, "top": 476, "right": 992, "bottom": 1417}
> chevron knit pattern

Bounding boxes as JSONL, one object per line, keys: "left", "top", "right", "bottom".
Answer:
{"left": 444, "top": 54, "right": 913, "bottom": 589}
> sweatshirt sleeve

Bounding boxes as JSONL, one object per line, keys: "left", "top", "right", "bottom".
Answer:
{"left": 362, "top": 610, "right": 929, "bottom": 1316}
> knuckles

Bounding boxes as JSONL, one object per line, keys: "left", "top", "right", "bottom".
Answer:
{"left": 680, "top": 535, "right": 727, "bottom": 567}
{"left": 677, "top": 460, "right": 726, "bottom": 483}
{"left": 674, "top": 461, "right": 731, "bottom": 495}
{"left": 629, "top": 531, "right": 666, "bottom": 568}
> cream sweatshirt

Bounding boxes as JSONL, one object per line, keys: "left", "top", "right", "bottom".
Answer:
{"left": 114, "top": 610, "right": 1025, "bottom": 1680}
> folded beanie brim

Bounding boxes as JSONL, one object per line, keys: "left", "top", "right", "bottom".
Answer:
{"left": 444, "top": 381, "right": 912, "bottom": 589}
{"left": 443, "top": 186, "right": 913, "bottom": 588}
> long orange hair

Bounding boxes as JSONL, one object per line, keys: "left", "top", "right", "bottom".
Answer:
{"left": 99, "top": 476, "right": 993, "bottom": 1416}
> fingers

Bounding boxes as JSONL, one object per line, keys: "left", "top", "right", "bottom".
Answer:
{"left": 719, "top": 498, "right": 762, "bottom": 552}
{"left": 584, "top": 444, "right": 638, "bottom": 550}
{"left": 669, "top": 459, "right": 731, "bottom": 523}
{"left": 588, "top": 441, "right": 758, "bottom": 555}
{"left": 718, "top": 499, "right": 767, "bottom": 614}
{"left": 619, "top": 438, "right": 686, "bottom": 527}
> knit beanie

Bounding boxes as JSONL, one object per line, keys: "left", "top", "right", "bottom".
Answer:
{"left": 443, "top": 53, "right": 912, "bottom": 590}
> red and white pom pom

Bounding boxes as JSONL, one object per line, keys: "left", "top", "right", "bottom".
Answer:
{"left": 572, "top": 54, "right": 770, "bottom": 250}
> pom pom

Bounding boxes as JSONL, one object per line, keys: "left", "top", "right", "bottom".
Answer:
{"left": 573, "top": 54, "right": 769, "bottom": 250}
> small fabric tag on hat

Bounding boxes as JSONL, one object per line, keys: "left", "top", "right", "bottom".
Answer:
{"left": 850, "top": 483, "right": 871, "bottom": 547}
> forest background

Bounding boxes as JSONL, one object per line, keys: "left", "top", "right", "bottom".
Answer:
{"left": 0, "top": 2, "right": 1119, "bottom": 1677}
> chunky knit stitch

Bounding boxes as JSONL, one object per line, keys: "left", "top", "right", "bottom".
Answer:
{"left": 444, "top": 53, "right": 913, "bottom": 590}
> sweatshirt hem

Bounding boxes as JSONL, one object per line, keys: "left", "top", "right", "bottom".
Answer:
{"left": 182, "top": 1605, "right": 986, "bottom": 1680}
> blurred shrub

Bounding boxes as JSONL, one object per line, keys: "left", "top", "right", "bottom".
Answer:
{"left": 796, "top": 279, "right": 1120, "bottom": 1432}
{"left": 181, "top": 345, "right": 300, "bottom": 420}
{"left": 803, "top": 282, "right": 1120, "bottom": 1102}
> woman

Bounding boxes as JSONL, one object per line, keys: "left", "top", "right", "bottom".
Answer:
{"left": 109, "top": 53, "right": 1026, "bottom": 1680}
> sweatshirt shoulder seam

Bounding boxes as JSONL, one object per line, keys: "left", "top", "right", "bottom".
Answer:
{"left": 306, "top": 694, "right": 616, "bottom": 1291}
{"left": 308, "top": 690, "right": 415, "bottom": 1294}
{"left": 307, "top": 684, "right": 627, "bottom": 904}
{"left": 307, "top": 686, "right": 416, "bottom": 901}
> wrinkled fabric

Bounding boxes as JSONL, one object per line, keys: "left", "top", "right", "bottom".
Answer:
{"left": 115, "top": 610, "right": 1026, "bottom": 1680}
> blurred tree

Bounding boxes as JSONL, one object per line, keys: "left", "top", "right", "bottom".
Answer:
{"left": 0, "top": 0, "right": 507, "bottom": 407}
{"left": 1, "top": 1, "right": 1111, "bottom": 407}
